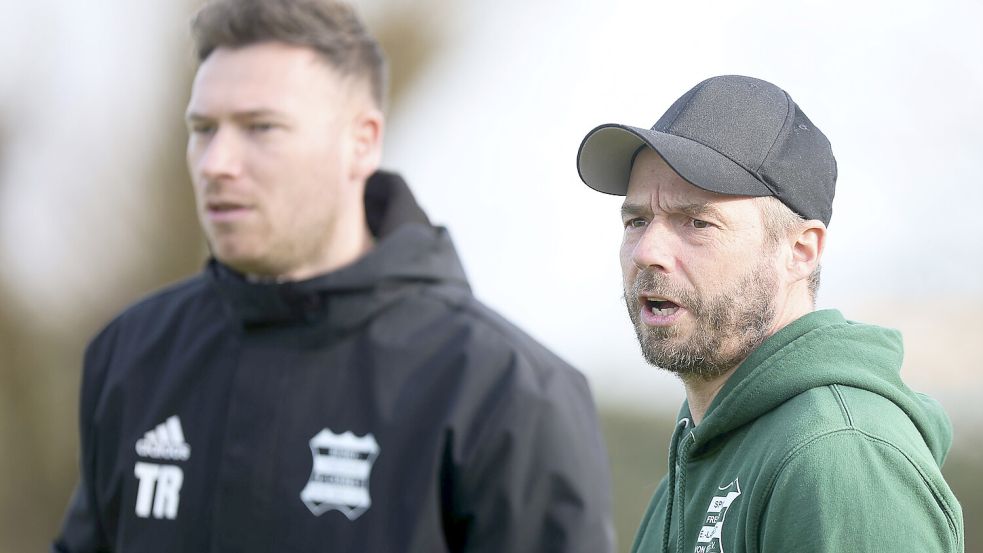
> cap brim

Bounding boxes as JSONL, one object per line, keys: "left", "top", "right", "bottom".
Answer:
{"left": 576, "top": 124, "right": 775, "bottom": 198}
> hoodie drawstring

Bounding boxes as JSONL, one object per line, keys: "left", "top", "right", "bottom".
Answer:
{"left": 674, "top": 433, "right": 695, "bottom": 553}
{"left": 662, "top": 418, "right": 691, "bottom": 553}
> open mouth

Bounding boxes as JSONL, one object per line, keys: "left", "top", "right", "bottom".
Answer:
{"left": 644, "top": 297, "right": 680, "bottom": 317}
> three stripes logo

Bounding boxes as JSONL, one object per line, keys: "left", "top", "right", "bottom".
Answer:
{"left": 135, "top": 415, "right": 191, "bottom": 461}
{"left": 133, "top": 415, "right": 189, "bottom": 520}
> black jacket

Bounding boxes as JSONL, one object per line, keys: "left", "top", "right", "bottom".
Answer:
{"left": 53, "top": 172, "right": 615, "bottom": 553}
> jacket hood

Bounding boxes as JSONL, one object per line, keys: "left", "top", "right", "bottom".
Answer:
{"left": 208, "top": 170, "right": 470, "bottom": 327}
{"left": 688, "top": 309, "right": 953, "bottom": 465}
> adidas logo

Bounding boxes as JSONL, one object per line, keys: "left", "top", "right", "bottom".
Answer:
{"left": 135, "top": 415, "right": 191, "bottom": 461}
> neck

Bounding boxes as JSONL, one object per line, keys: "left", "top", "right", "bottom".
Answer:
{"left": 684, "top": 293, "right": 815, "bottom": 426}
{"left": 276, "top": 220, "right": 375, "bottom": 282}
{"left": 683, "top": 366, "right": 738, "bottom": 426}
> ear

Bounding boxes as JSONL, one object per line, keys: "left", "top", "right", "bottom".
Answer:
{"left": 348, "top": 107, "right": 385, "bottom": 182}
{"left": 787, "top": 221, "right": 826, "bottom": 284}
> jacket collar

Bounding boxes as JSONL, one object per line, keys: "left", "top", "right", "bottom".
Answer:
{"left": 207, "top": 171, "right": 469, "bottom": 328}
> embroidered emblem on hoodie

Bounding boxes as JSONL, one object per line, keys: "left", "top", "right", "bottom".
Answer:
{"left": 300, "top": 429, "right": 380, "bottom": 520}
{"left": 695, "top": 478, "right": 742, "bottom": 553}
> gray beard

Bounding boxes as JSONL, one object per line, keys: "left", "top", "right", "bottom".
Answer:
{"left": 624, "top": 262, "right": 778, "bottom": 382}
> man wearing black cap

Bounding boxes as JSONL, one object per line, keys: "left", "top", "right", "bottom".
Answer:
{"left": 577, "top": 75, "right": 964, "bottom": 552}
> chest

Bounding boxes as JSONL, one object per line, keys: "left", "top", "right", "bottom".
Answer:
{"left": 91, "top": 320, "right": 461, "bottom": 552}
{"left": 633, "top": 430, "right": 780, "bottom": 553}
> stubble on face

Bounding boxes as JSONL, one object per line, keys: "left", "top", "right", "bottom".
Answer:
{"left": 186, "top": 43, "right": 371, "bottom": 280}
{"left": 624, "top": 259, "right": 778, "bottom": 382}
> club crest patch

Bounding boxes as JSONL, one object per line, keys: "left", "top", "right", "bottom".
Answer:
{"left": 695, "top": 478, "right": 742, "bottom": 553}
{"left": 299, "top": 428, "right": 380, "bottom": 520}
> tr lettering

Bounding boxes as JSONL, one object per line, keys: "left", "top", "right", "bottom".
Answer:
{"left": 134, "top": 462, "right": 183, "bottom": 519}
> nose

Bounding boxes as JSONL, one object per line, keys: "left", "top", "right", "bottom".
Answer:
{"left": 191, "top": 126, "right": 242, "bottom": 182}
{"left": 628, "top": 222, "right": 675, "bottom": 273}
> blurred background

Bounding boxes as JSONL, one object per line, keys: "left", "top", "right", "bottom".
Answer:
{"left": 2, "top": 0, "right": 980, "bottom": 550}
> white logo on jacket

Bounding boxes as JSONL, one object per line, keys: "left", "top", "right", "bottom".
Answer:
{"left": 695, "top": 478, "right": 742, "bottom": 553}
{"left": 300, "top": 428, "right": 380, "bottom": 520}
{"left": 133, "top": 415, "right": 189, "bottom": 520}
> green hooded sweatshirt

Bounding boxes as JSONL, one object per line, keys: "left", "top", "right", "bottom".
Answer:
{"left": 630, "top": 309, "right": 964, "bottom": 553}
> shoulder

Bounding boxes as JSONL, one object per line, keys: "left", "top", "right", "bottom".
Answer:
{"left": 751, "top": 387, "right": 963, "bottom": 550}
{"left": 757, "top": 423, "right": 962, "bottom": 551}
{"left": 109, "top": 272, "right": 214, "bottom": 330}
{"left": 760, "top": 384, "right": 944, "bottom": 471}
{"left": 380, "top": 284, "right": 587, "bottom": 387}
{"left": 457, "top": 295, "right": 577, "bottom": 365}
{"left": 78, "top": 272, "right": 219, "bottom": 427}
{"left": 460, "top": 296, "right": 596, "bottom": 412}
{"left": 95, "top": 271, "right": 210, "bottom": 329}
{"left": 83, "top": 272, "right": 216, "bottom": 375}
{"left": 752, "top": 385, "right": 944, "bottom": 485}
{"left": 372, "top": 286, "right": 597, "bottom": 432}
{"left": 748, "top": 383, "right": 960, "bottom": 506}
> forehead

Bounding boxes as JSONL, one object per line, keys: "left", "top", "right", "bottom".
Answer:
{"left": 625, "top": 148, "right": 756, "bottom": 214}
{"left": 188, "top": 42, "right": 343, "bottom": 112}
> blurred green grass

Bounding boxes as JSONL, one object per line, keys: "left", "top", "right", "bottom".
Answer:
{"left": 599, "top": 408, "right": 980, "bottom": 552}
{"left": 600, "top": 408, "right": 671, "bottom": 550}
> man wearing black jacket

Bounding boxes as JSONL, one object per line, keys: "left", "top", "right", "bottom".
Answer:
{"left": 52, "top": 0, "right": 614, "bottom": 551}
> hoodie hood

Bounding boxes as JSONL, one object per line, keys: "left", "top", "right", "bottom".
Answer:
{"left": 689, "top": 309, "right": 953, "bottom": 466}
{"left": 208, "top": 170, "right": 470, "bottom": 327}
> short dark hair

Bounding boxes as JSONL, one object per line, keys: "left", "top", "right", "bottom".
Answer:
{"left": 190, "top": 0, "right": 388, "bottom": 108}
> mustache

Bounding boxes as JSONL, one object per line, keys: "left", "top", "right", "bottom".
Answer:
{"left": 626, "top": 270, "right": 701, "bottom": 313}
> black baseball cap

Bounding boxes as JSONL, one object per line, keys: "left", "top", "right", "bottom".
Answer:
{"left": 576, "top": 75, "right": 837, "bottom": 226}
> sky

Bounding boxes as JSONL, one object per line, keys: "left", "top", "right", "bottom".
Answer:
{"left": 2, "top": 0, "right": 981, "bottom": 415}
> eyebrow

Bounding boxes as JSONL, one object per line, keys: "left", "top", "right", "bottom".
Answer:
{"left": 620, "top": 202, "right": 648, "bottom": 219}
{"left": 620, "top": 201, "right": 725, "bottom": 220}
{"left": 676, "top": 202, "right": 724, "bottom": 220}
{"left": 184, "top": 109, "right": 285, "bottom": 122}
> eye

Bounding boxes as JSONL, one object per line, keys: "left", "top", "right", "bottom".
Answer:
{"left": 624, "top": 218, "right": 648, "bottom": 229}
{"left": 247, "top": 122, "right": 276, "bottom": 133}
{"left": 691, "top": 218, "right": 711, "bottom": 229}
{"left": 190, "top": 123, "right": 216, "bottom": 135}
